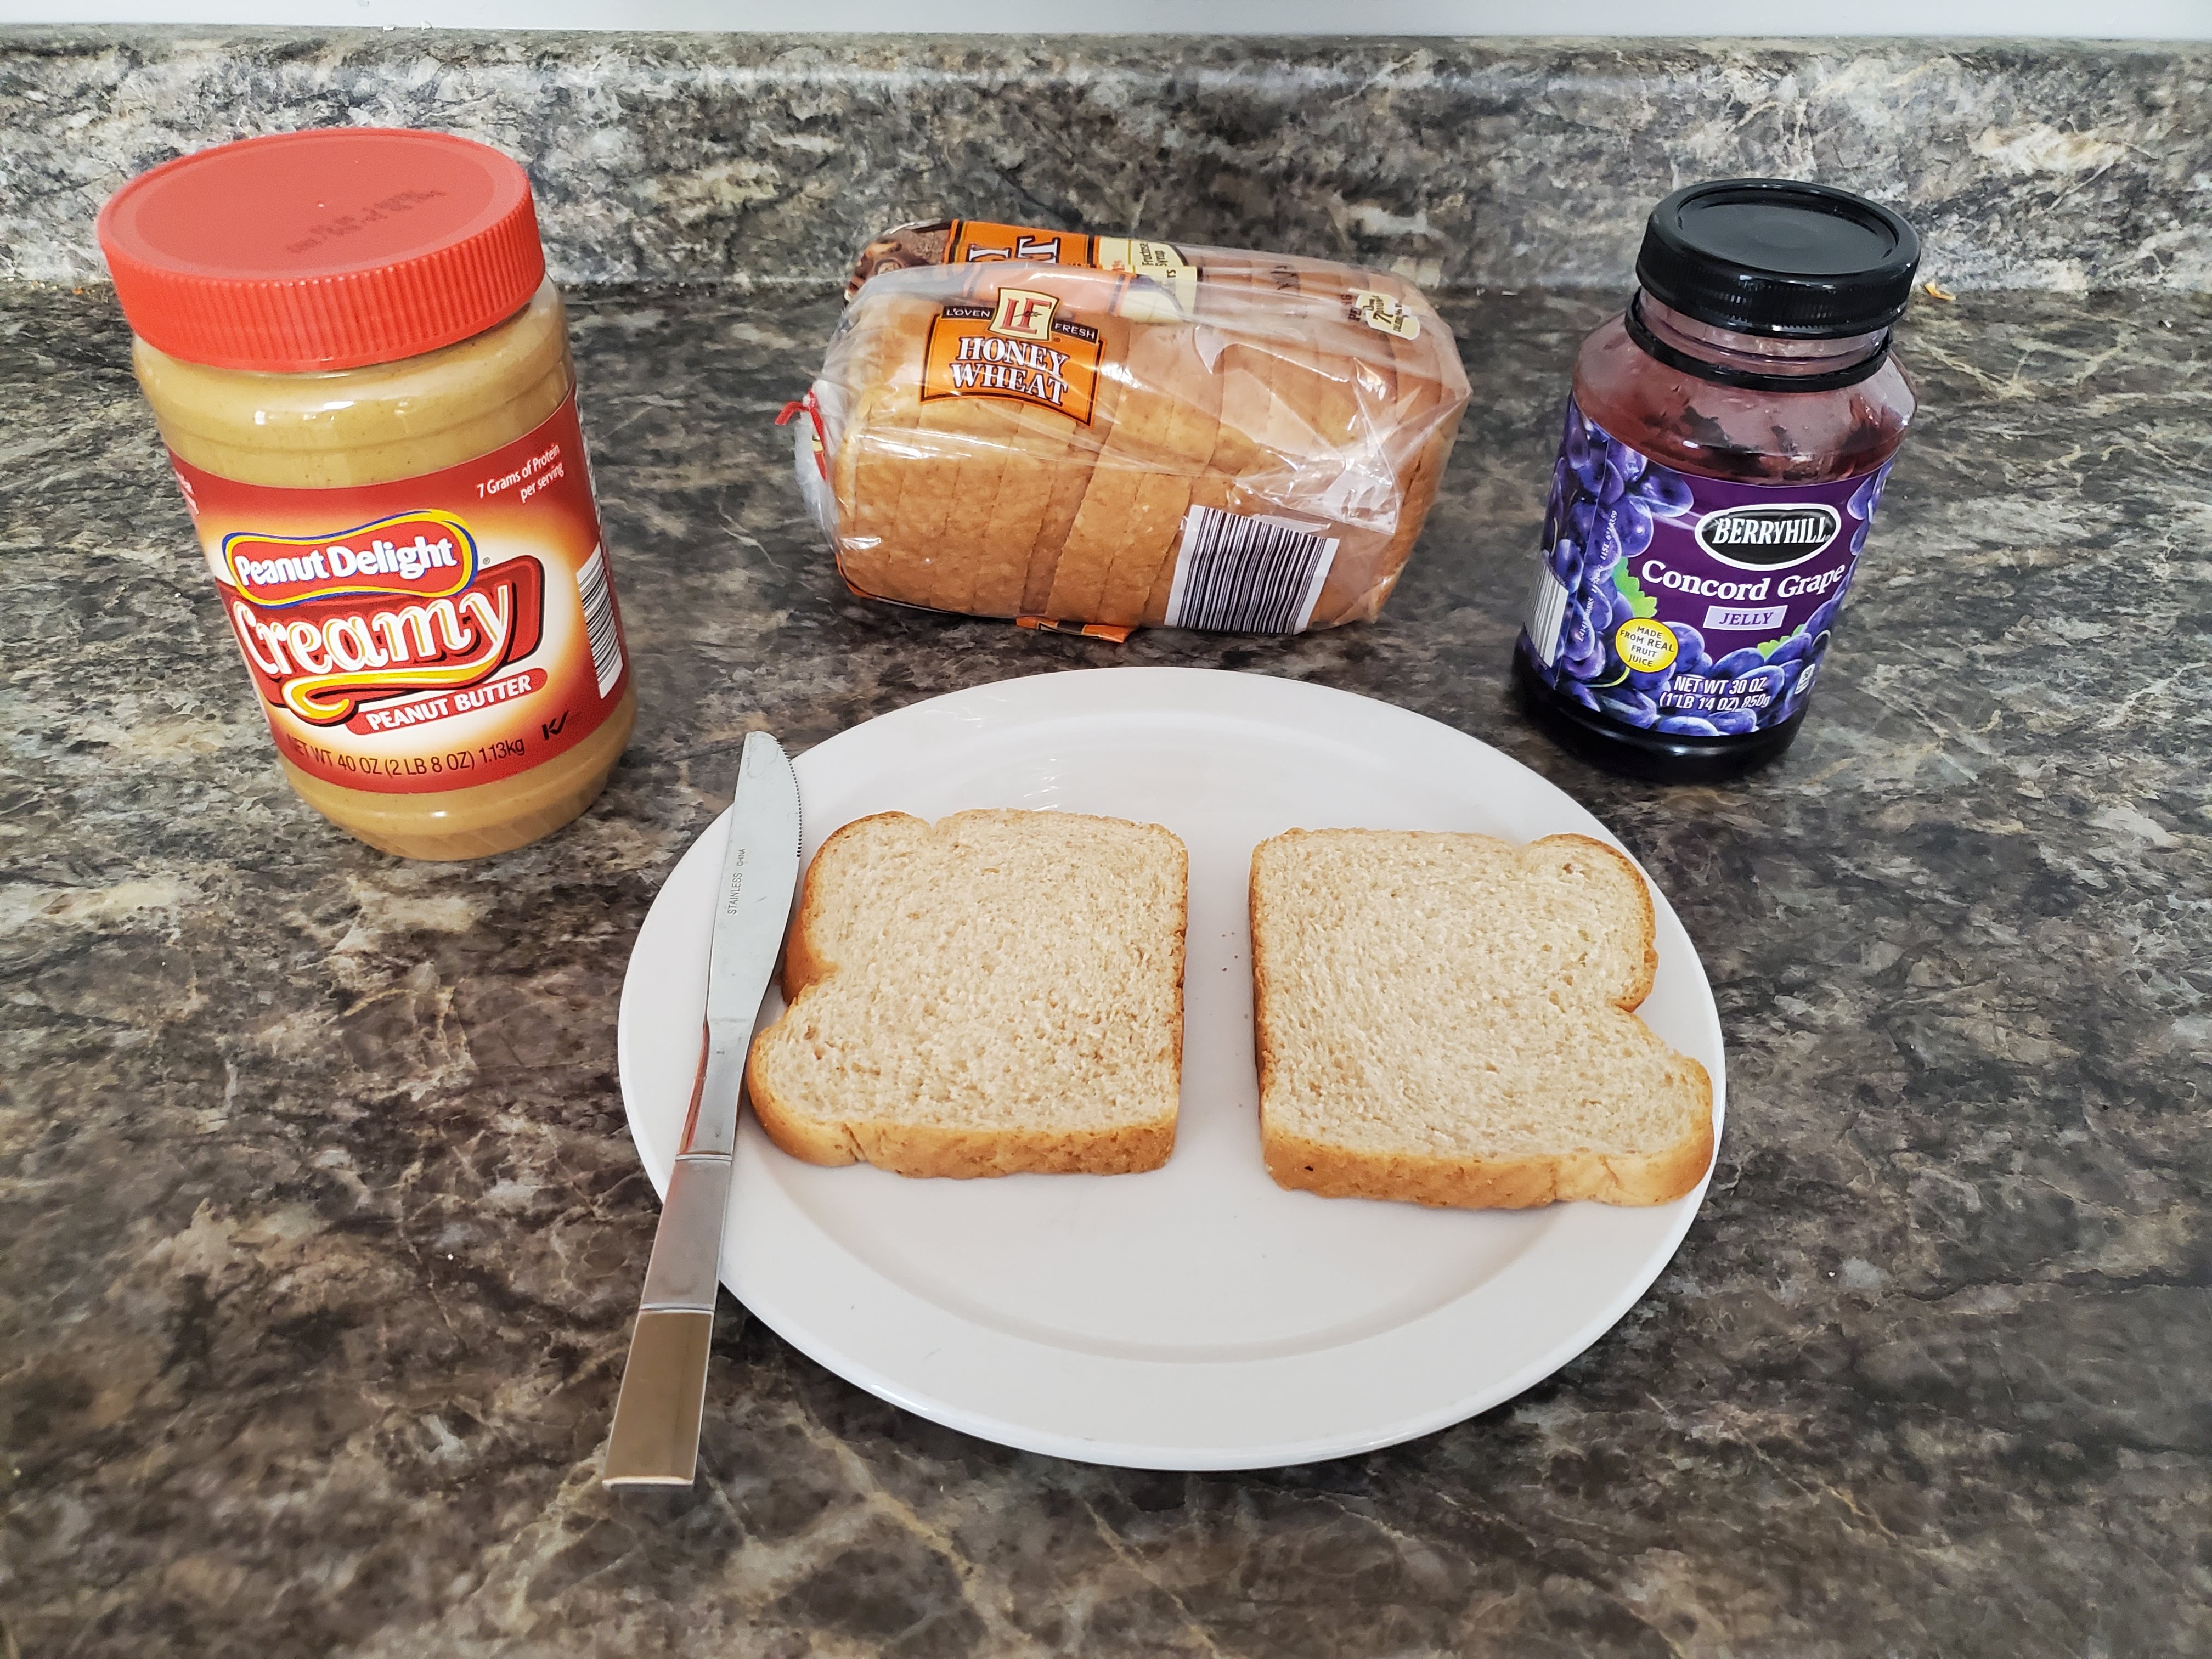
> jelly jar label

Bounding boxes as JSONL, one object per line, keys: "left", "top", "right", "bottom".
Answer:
{"left": 1520, "top": 398, "right": 1892, "bottom": 737}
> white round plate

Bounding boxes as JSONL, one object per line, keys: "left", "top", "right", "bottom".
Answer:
{"left": 618, "top": 667, "right": 1724, "bottom": 1470}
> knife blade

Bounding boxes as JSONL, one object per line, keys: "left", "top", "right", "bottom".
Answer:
{"left": 603, "top": 730, "right": 801, "bottom": 1488}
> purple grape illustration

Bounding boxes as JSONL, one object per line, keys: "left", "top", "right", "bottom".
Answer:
{"left": 1666, "top": 622, "right": 1712, "bottom": 676}
{"left": 1597, "top": 690, "right": 1661, "bottom": 728}
{"left": 1767, "top": 631, "right": 1813, "bottom": 665}
{"left": 1521, "top": 400, "right": 1866, "bottom": 738}
{"left": 1640, "top": 467, "right": 1695, "bottom": 517}
{"left": 1847, "top": 459, "right": 1894, "bottom": 522}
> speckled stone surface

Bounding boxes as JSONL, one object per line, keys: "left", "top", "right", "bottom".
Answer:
{"left": 4, "top": 274, "right": 2209, "bottom": 1655}
{"left": 4, "top": 31, "right": 2211, "bottom": 295}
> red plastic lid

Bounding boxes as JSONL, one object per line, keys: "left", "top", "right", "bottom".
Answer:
{"left": 97, "top": 127, "right": 547, "bottom": 374}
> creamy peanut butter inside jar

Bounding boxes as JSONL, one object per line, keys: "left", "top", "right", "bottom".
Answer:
{"left": 99, "top": 128, "right": 637, "bottom": 860}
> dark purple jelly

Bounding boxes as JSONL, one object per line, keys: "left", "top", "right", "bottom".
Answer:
{"left": 1514, "top": 179, "right": 1922, "bottom": 782}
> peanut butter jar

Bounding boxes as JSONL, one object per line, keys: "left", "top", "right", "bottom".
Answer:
{"left": 99, "top": 128, "right": 637, "bottom": 860}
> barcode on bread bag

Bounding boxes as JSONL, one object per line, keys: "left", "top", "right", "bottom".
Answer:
{"left": 1525, "top": 564, "right": 1570, "bottom": 667}
{"left": 1165, "top": 507, "right": 1339, "bottom": 634}
{"left": 576, "top": 546, "right": 624, "bottom": 698}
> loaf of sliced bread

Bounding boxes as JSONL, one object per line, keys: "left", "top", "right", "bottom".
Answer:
{"left": 1250, "top": 830, "right": 1714, "bottom": 1209}
{"left": 813, "top": 225, "right": 1469, "bottom": 633}
{"left": 747, "top": 809, "right": 1188, "bottom": 1178}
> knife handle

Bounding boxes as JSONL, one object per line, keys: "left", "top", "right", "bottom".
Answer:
{"left": 602, "top": 1307, "right": 715, "bottom": 1487}
{"left": 605, "top": 1152, "right": 734, "bottom": 1486}
{"left": 606, "top": 1031, "right": 748, "bottom": 1488}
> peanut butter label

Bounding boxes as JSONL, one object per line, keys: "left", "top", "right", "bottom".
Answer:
{"left": 921, "top": 294, "right": 1103, "bottom": 423}
{"left": 171, "top": 392, "right": 630, "bottom": 794}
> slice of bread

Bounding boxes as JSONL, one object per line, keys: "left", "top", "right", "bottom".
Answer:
{"left": 747, "top": 809, "right": 1188, "bottom": 1178}
{"left": 1250, "top": 830, "right": 1714, "bottom": 1209}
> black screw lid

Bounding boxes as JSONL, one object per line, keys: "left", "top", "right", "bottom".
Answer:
{"left": 1636, "top": 179, "right": 1921, "bottom": 338}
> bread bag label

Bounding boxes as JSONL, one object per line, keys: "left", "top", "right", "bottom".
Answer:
{"left": 1521, "top": 396, "right": 1884, "bottom": 737}
{"left": 953, "top": 222, "right": 1196, "bottom": 318}
{"left": 944, "top": 219, "right": 1092, "bottom": 266}
{"left": 171, "top": 392, "right": 632, "bottom": 793}
{"left": 921, "top": 291, "right": 1104, "bottom": 422}
{"left": 853, "top": 218, "right": 1197, "bottom": 317}
{"left": 1092, "top": 238, "right": 1197, "bottom": 318}
{"left": 1350, "top": 289, "right": 1421, "bottom": 340}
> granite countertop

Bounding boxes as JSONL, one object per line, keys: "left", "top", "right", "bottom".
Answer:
{"left": 3, "top": 273, "right": 2208, "bottom": 1657}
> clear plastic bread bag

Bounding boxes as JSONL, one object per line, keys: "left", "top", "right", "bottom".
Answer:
{"left": 786, "top": 221, "right": 1470, "bottom": 636}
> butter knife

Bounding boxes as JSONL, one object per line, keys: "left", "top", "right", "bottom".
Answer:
{"left": 603, "top": 730, "right": 801, "bottom": 1488}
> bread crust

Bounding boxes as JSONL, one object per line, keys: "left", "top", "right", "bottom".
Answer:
{"left": 1549, "top": 831, "right": 1661, "bottom": 1008}
{"left": 1250, "top": 829, "right": 1708, "bottom": 1209}
{"left": 1259, "top": 1092, "right": 1714, "bottom": 1209}
{"left": 746, "top": 1104, "right": 1180, "bottom": 1180}
{"left": 774, "top": 809, "right": 908, "bottom": 1006}
{"left": 748, "top": 809, "right": 1187, "bottom": 1180}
